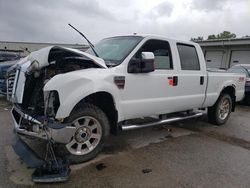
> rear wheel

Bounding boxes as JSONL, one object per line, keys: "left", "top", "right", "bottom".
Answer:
{"left": 244, "top": 94, "right": 250, "bottom": 105}
{"left": 208, "top": 93, "right": 232, "bottom": 125}
{"left": 57, "top": 103, "right": 110, "bottom": 164}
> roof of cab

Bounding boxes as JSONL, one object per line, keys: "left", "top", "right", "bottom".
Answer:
{"left": 104, "top": 34, "right": 196, "bottom": 46}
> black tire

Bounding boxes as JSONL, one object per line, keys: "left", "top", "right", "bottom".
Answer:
{"left": 56, "top": 103, "right": 110, "bottom": 164}
{"left": 208, "top": 93, "right": 232, "bottom": 125}
{"left": 244, "top": 94, "right": 250, "bottom": 105}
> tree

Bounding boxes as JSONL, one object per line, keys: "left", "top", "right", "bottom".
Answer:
{"left": 190, "top": 36, "right": 204, "bottom": 42}
{"left": 242, "top": 35, "right": 250, "bottom": 38}
{"left": 217, "top": 31, "right": 236, "bottom": 39}
{"left": 207, "top": 34, "right": 216, "bottom": 40}
{"left": 207, "top": 31, "right": 236, "bottom": 40}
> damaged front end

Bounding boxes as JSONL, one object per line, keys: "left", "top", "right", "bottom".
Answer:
{"left": 7, "top": 46, "right": 106, "bottom": 144}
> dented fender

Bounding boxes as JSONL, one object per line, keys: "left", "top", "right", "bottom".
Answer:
{"left": 43, "top": 68, "right": 124, "bottom": 121}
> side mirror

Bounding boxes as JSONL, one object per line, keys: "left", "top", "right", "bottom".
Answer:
{"left": 128, "top": 52, "right": 155, "bottom": 73}
{"left": 140, "top": 52, "right": 155, "bottom": 73}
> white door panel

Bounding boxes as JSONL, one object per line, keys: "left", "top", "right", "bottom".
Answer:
{"left": 121, "top": 70, "right": 180, "bottom": 119}
{"left": 177, "top": 72, "right": 207, "bottom": 109}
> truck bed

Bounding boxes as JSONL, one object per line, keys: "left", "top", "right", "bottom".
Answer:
{"left": 203, "top": 71, "right": 245, "bottom": 107}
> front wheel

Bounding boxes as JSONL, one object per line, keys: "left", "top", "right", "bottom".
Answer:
{"left": 57, "top": 103, "right": 110, "bottom": 164}
{"left": 208, "top": 93, "right": 232, "bottom": 125}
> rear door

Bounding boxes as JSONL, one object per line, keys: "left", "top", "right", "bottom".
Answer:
{"left": 175, "top": 43, "right": 207, "bottom": 109}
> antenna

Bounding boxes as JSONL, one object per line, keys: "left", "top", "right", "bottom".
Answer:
{"left": 68, "top": 24, "right": 99, "bottom": 57}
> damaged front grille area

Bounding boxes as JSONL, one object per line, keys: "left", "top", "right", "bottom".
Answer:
{"left": 12, "top": 108, "right": 21, "bottom": 125}
{"left": 11, "top": 106, "right": 75, "bottom": 144}
{"left": 12, "top": 107, "right": 39, "bottom": 128}
{"left": 11, "top": 106, "right": 47, "bottom": 139}
{"left": 7, "top": 68, "right": 16, "bottom": 100}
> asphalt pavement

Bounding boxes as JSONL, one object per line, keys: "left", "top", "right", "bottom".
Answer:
{"left": 0, "top": 94, "right": 250, "bottom": 188}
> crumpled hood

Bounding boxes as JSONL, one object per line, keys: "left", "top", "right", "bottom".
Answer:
{"left": 16, "top": 46, "right": 107, "bottom": 69}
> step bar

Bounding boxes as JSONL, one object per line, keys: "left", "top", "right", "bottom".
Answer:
{"left": 121, "top": 112, "right": 204, "bottom": 131}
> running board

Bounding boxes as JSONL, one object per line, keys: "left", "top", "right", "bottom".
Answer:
{"left": 121, "top": 112, "right": 204, "bottom": 131}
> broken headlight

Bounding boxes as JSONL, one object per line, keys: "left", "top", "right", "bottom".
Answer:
{"left": 45, "top": 91, "right": 60, "bottom": 117}
{"left": 27, "top": 60, "right": 39, "bottom": 75}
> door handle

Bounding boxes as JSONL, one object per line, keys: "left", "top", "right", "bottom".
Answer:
{"left": 200, "top": 76, "right": 204, "bottom": 85}
{"left": 173, "top": 76, "right": 178, "bottom": 86}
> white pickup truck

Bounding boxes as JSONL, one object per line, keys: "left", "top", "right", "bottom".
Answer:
{"left": 7, "top": 35, "right": 246, "bottom": 163}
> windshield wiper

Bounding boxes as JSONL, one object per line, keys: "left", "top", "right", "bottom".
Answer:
{"left": 68, "top": 24, "right": 99, "bottom": 57}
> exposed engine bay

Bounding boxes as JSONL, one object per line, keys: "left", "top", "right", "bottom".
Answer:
{"left": 16, "top": 46, "right": 103, "bottom": 117}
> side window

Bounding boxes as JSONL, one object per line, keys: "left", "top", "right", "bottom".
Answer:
{"left": 135, "top": 40, "right": 173, "bottom": 69}
{"left": 177, "top": 43, "right": 200, "bottom": 70}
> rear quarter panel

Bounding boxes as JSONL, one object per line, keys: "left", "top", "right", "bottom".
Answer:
{"left": 203, "top": 71, "right": 245, "bottom": 107}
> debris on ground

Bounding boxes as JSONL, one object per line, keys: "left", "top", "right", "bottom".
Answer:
{"left": 142, "top": 168, "right": 152, "bottom": 174}
{"left": 165, "top": 135, "right": 174, "bottom": 139}
{"left": 96, "top": 163, "right": 107, "bottom": 171}
{"left": 32, "top": 158, "right": 71, "bottom": 183}
{"left": 162, "top": 125, "right": 172, "bottom": 132}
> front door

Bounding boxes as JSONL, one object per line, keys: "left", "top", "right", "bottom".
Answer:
{"left": 120, "top": 39, "right": 180, "bottom": 120}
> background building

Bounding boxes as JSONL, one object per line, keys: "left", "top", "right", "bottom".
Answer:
{"left": 197, "top": 38, "right": 250, "bottom": 69}
{"left": 0, "top": 41, "right": 89, "bottom": 57}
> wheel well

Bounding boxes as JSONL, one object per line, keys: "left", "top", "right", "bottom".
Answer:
{"left": 73, "top": 92, "right": 118, "bottom": 135}
{"left": 221, "top": 86, "right": 236, "bottom": 111}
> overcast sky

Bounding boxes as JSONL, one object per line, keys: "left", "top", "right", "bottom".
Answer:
{"left": 0, "top": 0, "right": 250, "bottom": 44}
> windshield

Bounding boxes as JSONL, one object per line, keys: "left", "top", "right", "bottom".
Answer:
{"left": 86, "top": 36, "right": 143, "bottom": 66}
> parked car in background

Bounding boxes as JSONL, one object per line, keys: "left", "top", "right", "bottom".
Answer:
{"left": 0, "top": 51, "right": 21, "bottom": 62}
{"left": 228, "top": 64, "right": 250, "bottom": 104}
{"left": 0, "top": 60, "right": 18, "bottom": 94}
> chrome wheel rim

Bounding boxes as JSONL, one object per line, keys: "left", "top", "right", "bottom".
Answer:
{"left": 66, "top": 116, "right": 102, "bottom": 155}
{"left": 219, "top": 98, "right": 230, "bottom": 120}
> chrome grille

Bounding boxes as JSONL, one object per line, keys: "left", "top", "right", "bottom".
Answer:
{"left": 7, "top": 69, "right": 16, "bottom": 100}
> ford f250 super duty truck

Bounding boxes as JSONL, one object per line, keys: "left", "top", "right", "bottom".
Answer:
{"left": 7, "top": 35, "right": 246, "bottom": 163}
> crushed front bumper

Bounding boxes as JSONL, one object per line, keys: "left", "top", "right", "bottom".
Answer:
{"left": 12, "top": 135, "right": 45, "bottom": 168}
{"left": 12, "top": 106, "right": 47, "bottom": 139}
{"left": 11, "top": 105, "right": 76, "bottom": 144}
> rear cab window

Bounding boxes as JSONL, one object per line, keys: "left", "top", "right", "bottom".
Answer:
{"left": 177, "top": 43, "right": 200, "bottom": 71}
